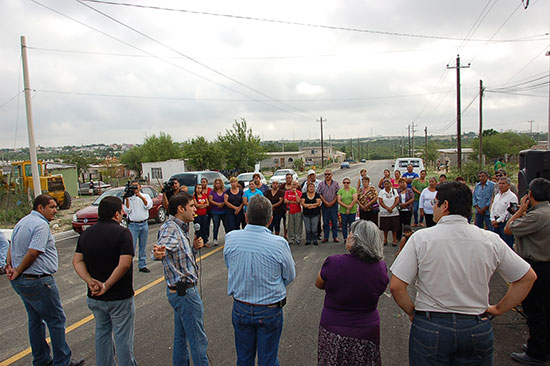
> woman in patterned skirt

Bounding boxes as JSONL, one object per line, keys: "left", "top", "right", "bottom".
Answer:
{"left": 315, "top": 220, "right": 389, "bottom": 366}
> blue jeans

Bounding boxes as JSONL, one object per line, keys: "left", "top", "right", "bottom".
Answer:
{"left": 321, "top": 205, "right": 339, "bottom": 240}
{"left": 409, "top": 312, "right": 493, "bottom": 366}
{"left": 474, "top": 212, "right": 492, "bottom": 231}
{"left": 232, "top": 300, "right": 284, "bottom": 366}
{"left": 496, "top": 222, "right": 514, "bottom": 248}
{"left": 0, "top": 232, "right": 8, "bottom": 267}
{"left": 166, "top": 286, "right": 209, "bottom": 366}
{"left": 87, "top": 297, "right": 137, "bottom": 366}
{"left": 11, "top": 275, "right": 72, "bottom": 366}
{"left": 340, "top": 213, "right": 355, "bottom": 240}
{"left": 211, "top": 212, "right": 228, "bottom": 241}
{"left": 303, "top": 214, "right": 319, "bottom": 243}
{"left": 128, "top": 222, "right": 148, "bottom": 269}
{"left": 413, "top": 200, "right": 423, "bottom": 225}
{"left": 227, "top": 209, "right": 245, "bottom": 233}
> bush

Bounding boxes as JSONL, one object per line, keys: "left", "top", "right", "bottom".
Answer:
{"left": 0, "top": 188, "right": 32, "bottom": 226}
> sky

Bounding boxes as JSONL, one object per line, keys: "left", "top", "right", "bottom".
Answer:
{"left": 0, "top": 0, "right": 549, "bottom": 148}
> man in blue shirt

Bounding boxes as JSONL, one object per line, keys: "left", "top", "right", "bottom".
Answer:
{"left": 473, "top": 170, "right": 495, "bottom": 230}
{"left": 7, "top": 194, "right": 84, "bottom": 366}
{"left": 402, "top": 164, "right": 419, "bottom": 189}
{"left": 0, "top": 230, "right": 9, "bottom": 275}
{"left": 224, "top": 195, "right": 296, "bottom": 366}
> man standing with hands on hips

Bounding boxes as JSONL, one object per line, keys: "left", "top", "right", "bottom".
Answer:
{"left": 153, "top": 192, "right": 209, "bottom": 366}
{"left": 124, "top": 180, "right": 153, "bottom": 273}
{"left": 224, "top": 195, "right": 296, "bottom": 366}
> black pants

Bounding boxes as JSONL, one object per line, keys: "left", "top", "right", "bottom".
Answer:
{"left": 425, "top": 214, "right": 435, "bottom": 227}
{"left": 523, "top": 262, "right": 550, "bottom": 360}
{"left": 359, "top": 210, "right": 379, "bottom": 227}
{"left": 398, "top": 210, "right": 412, "bottom": 239}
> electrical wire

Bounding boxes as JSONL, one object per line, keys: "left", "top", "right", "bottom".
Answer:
{"left": 0, "top": 92, "right": 22, "bottom": 110}
{"left": 80, "top": 0, "right": 545, "bottom": 43}
{"left": 455, "top": 0, "right": 499, "bottom": 56}
{"left": 499, "top": 43, "right": 550, "bottom": 87}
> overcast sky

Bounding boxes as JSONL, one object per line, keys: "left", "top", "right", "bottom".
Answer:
{"left": 1, "top": 0, "right": 549, "bottom": 148}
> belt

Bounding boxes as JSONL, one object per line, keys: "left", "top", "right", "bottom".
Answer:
{"left": 415, "top": 311, "right": 488, "bottom": 320}
{"left": 22, "top": 273, "right": 52, "bottom": 279}
{"left": 235, "top": 298, "right": 286, "bottom": 308}
{"left": 128, "top": 220, "right": 147, "bottom": 224}
{"left": 167, "top": 282, "right": 196, "bottom": 291}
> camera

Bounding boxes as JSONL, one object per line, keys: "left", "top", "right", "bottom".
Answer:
{"left": 162, "top": 180, "right": 175, "bottom": 194}
{"left": 123, "top": 182, "right": 138, "bottom": 199}
{"left": 507, "top": 202, "right": 518, "bottom": 215}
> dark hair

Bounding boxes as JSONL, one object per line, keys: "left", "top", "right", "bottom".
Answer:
{"left": 435, "top": 181, "right": 472, "bottom": 219}
{"left": 169, "top": 192, "right": 193, "bottom": 216}
{"left": 98, "top": 196, "right": 123, "bottom": 220}
{"left": 131, "top": 179, "right": 140, "bottom": 185}
{"left": 529, "top": 178, "right": 550, "bottom": 202}
{"left": 455, "top": 176, "right": 465, "bottom": 182}
{"left": 403, "top": 225, "right": 412, "bottom": 233}
{"left": 246, "top": 195, "right": 272, "bottom": 226}
{"left": 33, "top": 194, "right": 56, "bottom": 211}
{"left": 193, "top": 184, "right": 202, "bottom": 200}
{"left": 439, "top": 174, "right": 447, "bottom": 179}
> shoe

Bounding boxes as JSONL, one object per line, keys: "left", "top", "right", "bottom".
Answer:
{"left": 69, "top": 359, "right": 85, "bottom": 366}
{"left": 322, "top": 238, "right": 328, "bottom": 243}
{"left": 511, "top": 352, "right": 545, "bottom": 365}
{"left": 139, "top": 267, "right": 151, "bottom": 273}
{"left": 296, "top": 241, "right": 301, "bottom": 246}
{"left": 384, "top": 242, "right": 388, "bottom": 246}
{"left": 392, "top": 243, "right": 397, "bottom": 247}
{"left": 305, "top": 242, "right": 311, "bottom": 246}
{"left": 204, "top": 242, "right": 211, "bottom": 248}
{"left": 313, "top": 242, "right": 318, "bottom": 246}
{"left": 333, "top": 238, "right": 339, "bottom": 243}
{"left": 213, "top": 239, "right": 218, "bottom": 246}
{"left": 521, "top": 345, "right": 550, "bottom": 361}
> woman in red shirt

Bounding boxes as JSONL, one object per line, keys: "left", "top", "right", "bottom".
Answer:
{"left": 193, "top": 184, "right": 210, "bottom": 246}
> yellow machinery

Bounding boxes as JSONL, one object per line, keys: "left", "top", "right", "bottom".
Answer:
{"left": 10, "top": 160, "right": 71, "bottom": 209}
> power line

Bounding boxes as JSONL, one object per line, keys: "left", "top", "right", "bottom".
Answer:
{"left": 499, "top": 43, "right": 550, "bottom": 86}
{"left": 80, "top": 0, "right": 546, "bottom": 43}
{"left": 0, "top": 91, "right": 22, "bottom": 110}
{"left": 455, "top": 0, "right": 498, "bottom": 55}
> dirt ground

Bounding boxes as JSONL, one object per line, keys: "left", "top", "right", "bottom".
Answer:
{"left": 50, "top": 195, "right": 96, "bottom": 233}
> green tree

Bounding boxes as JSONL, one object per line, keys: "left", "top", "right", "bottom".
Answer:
{"left": 61, "top": 153, "right": 98, "bottom": 177}
{"left": 183, "top": 137, "right": 224, "bottom": 170}
{"left": 472, "top": 132, "right": 534, "bottom": 160}
{"left": 217, "top": 119, "right": 266, "bottom": 172}
{"left": 421, "top": 141, "right": 440, "bottom": 167}
{"left": 293, "top": 158, "right": 304, "bottom": 171}
{"left": 120, "top": 132, "right": 183, "bottom": 175}
{"left": 120, "top": 146, "right": 143, "bottom": 174}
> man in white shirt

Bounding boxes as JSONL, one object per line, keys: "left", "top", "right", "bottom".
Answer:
{"left": 124, "top": 181, "right": 153, "bottom": 273}
{"left": 390, "top": 181, "right": 536, "bottom": 365}
{"left": 490, "top": 176, "right": 518, "bottom": 248}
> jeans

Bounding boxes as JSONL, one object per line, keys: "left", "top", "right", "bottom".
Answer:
{"left": 166, "top": 286, "right": 209, "bottom": 366}
{"left": 321, "top": 205, "right": 339, "bottom": 240}
{"left": 87, "top": 297, "right": 137, "bottom": 366}
{"left": 11, "top": 275, "right": 72, "bottom": 366}
{"left": 303, "top": 215, "right": 319, "bottom": 244}
{"left": 227, "top": 209, "right": 245, "bottom": 233}
{"left": 409, "top": 312, "right": 493, "bottom": 366}
{"left": 128, "top": 222, "right": 148, "bottom": 269}
{"left": 495, "top": 222, "right": 514, "bottom": 248}
{"left": 413, "top": 200, "right": 423, "bottom": 225}
{"left": 0, "top": 232, "right": 9, "bottom": 267}
{"left": 287, "top": 212, "right": 303, "bottom": 244}
{"left": 474, "top": 212, "right": 492, "bottom": 230}
{"left": 211, "top": 212, "right": 228, "bottom": 241}
{"left": 340, "top": 213, "right": 355, "bottom": 240}
{"left": 268, "top": 213, "right": 284, "bottom": 234}
{"left": 232, "top": 300, "right": 283, "bottom": 366}
{"left": 194, "top": 215, "right": 209, "bottom": 243}
{"left": 522, "top": 262, "right": 550, "bottom": 361}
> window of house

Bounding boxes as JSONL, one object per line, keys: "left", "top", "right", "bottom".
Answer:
{"left": 151, "top": 168, "right": 163, "bottom": 179}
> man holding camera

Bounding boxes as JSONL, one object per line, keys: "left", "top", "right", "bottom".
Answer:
{"left": 124, "top": 180, "right": 153, "bottom": 273}
{"left": 162, "top": 178, "right": 186, "bottom": 210}
{"left": 153, "top": 192, "right": 208, "bottom": 366}
{"left": 490, "top": 176, "right": 518, "bottom": 248}
{"left": 505, "top": 178, "right": 550, "bottom": 365}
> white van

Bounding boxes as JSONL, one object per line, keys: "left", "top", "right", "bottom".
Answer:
{"left": 392, "top": 157, "right": 425, "bottom": 175}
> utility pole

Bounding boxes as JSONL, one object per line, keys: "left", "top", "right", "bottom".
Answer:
{"left": 358, "top": 137, "right": 361, "bottom": 159}
{"left": 349, "top": 138, "right": 353, "bottom": 159}
{"left": 479, "top": 80, "right": 484, "bottom": 167}
{"left": 407, "top": 126, "right": 411, "bottom": 156}
{"left": 366, "top": 141, "right": 369, "bottom": 160}
{"left": 21, "top": 36, "right": 41, "bottom": 198}
{"left": 527, "top": 120, "right": 534, "bottom": 137}
{"left": 424, "top": 126, "right": 428, "bottom": 158}
{"left": 411, "top": 121, "right": 417, "bottom": 157}
{"left": 447, "top": 54, "right": 470, "bottom": 171}
{"left": 317, "top": 117, "right": 325, "bottom": 168}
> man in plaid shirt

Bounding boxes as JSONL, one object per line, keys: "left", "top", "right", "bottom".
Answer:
{"left": 154, "top": 192, "right": 208, "bottom": 366}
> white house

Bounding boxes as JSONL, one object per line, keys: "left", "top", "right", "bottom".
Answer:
{"left": 142, "top": 159, "right": 186, "bottom": 184}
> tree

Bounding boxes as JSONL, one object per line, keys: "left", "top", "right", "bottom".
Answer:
{"left": 120, "top": 146, "right": 143, "bottom": 174}
{"left": 62, "top": 153, "right": 98, "bottom": 178}
{"left": 120, "top": 132, "right": 183, "bottom": 175}
{"left": 217, "top": 119, "right": 266, "bottom": 172}
{"left": 472, "top": 132, "right": 534, "bottom": 160}
{"left": 183, "top": 137, "right": 224, "bottom": 170}
{"left": 421, "top": 141, "right": 440, "bottom": 167}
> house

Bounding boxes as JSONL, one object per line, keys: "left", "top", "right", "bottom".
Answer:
{"left": 300, "top": 146, "right": 345, "bottom": 165}
{"left": 141, "top": 159, "right": 186, "bottom": 184}
{"left": 46, "top": 162, "right": 79, "bottom": 197}
{"left": 260, "top": 151, "right": 306, "bottom": 169}
{"left": 437, "top": 148, "right": 475, "bottom": 167}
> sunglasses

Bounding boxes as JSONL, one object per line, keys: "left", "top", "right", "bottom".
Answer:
{"left": 324, "top": 173, "right": 331, "bottom": 176}
{"left": 343, "top": 181, "right": 350, "bottom": 184}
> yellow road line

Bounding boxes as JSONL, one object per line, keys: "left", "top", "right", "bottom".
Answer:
{"left": 0, "top": 245, "right": 224, "bottom": 366}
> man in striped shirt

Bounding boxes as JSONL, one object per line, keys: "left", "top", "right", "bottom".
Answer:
{"left": 153, "top": 192, "right": 208, "bottom": 366}
{"left": 224, "top": 195, "right": 296, "bottom": 366}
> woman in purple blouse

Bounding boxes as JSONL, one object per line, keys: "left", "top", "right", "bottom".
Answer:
{"left": 315, "top": 220, "right": 389, "bottom": 366}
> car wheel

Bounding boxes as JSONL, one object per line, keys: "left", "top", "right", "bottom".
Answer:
{"left": 155, "top": 207, "right": 167, "bottom": 223}
{"left": 59, "top": 191, "right": 72, "bottom": 209}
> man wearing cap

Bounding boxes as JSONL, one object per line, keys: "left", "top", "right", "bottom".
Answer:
{"left": 302, "top": 169, "right": 321, "bottom": 193}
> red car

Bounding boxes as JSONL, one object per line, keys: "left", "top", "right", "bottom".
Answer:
{"left": 72, "top": 185, "right": 166, "bottom": 233}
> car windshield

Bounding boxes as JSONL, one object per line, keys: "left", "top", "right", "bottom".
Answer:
{"left": 93, "top": 189, "right": 124, "bottom": 205}
{"left": 273, "top": 170, "right": 290, "bottom": 176}
{"left": 237, "top": 173, "right": 254, "bottom": 181}
{"left": 399, "top": 160, "right": 420, "bottom": 168}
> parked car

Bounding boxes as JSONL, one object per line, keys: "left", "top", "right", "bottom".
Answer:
{"left": 169, "top": 171, "right": 230, "bottom": 195}
{"left": 269, "top": 169, "right": 298, "bottom": 184}
{"left": 392, "top": 157, "right": 425, "bottom": 175}
{"left": 360, "top": 159, "right": 367, "bottom": 163}
{"left": 78, "top": 181, "right": 111, "bottom": 195}
{"left": 341, "top": 162, "right": 351, "bottom": 169}
{"left": 237, "top": 172, "right": 267, "bottom": 189}
{"left": 72, "top": 185, "right": 166, "bottom": 233}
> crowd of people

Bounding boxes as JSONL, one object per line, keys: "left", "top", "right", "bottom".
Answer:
{"left": 2, "top": 162, "right": 550, "bottom": 366}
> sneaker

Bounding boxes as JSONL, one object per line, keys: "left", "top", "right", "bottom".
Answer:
{"left": 305, "top": 242, "right": 311, "bottom": 246}
{"left": 213, "top": 239, "right": 218, "bottom": 246}
{"left": 322, "top": 238, "right": 328, "bottom": 243}
{"left": 313, "top": 241, "right": 318, "bottom": 246}
{"left": 139, "top": 267, "right": 151, "bottom": 273}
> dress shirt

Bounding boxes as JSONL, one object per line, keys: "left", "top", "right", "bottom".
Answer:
{"left": 10, "top": 210, "right": 58, "bottom": 275}
{"left": 418, "top": 188, "right": 437, "bottom": 214}
{"left": 302, "top": 179, "right": 322, "bottom": 193}
{"left": 391, "top": 215, "right": 530, "bottom": 314}
{"left": 509, "top": 201, "right": 550, "bottom": 263}
{"left": 224, "top": 224, "right": 296, "bottom": 304}
{"left": 472, "top": 181, "right": 495, "bottom": 212}
{"left": 158, "top": 216, "right": 198, "bottom": 287}
{"left": 318, "top": 180, "right": 341, "bottom": 204}
{"left": 490, "top": 190, "right": 518, "bottom": 223}
{"left": 124, "top": 192, "right": 153, "bottom": 222}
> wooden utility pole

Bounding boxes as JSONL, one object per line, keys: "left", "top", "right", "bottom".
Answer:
{"left": 317, "top": 117, "right": 325, "bottom": 167}
{"left": 411, "top": 121, "right": 417, "bottom": 157}
{"left": 447, "top": 55, "right": 470, "bottom": 171}
{"left": 479, "top": 80, "right": 484, "bottom": 167}
{"left": 21, "top": 36, "right": 41, "bottom": 198}
{"left": 407, "top": 125, "right": 411, "bottom": 156}
{"left": 424, "top": 126, "right": 428, "bottom": 158}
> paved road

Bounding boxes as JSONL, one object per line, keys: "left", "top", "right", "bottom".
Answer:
{"left": 0, "top": 160, "right": 529, "bottom": 365}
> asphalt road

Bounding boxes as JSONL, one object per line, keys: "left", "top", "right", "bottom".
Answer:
{"left": 0, "top": 160, "right": 531, "bottom": 365}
